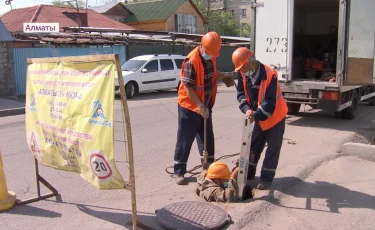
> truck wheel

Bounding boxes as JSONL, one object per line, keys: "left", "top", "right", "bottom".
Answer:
{"left": 342, "top": 91, "right": 359, "bottom": 120}
{"left": 334, "top": 111, "right": 343, "bottom": 119}
{"left": 287, "top": 103, "right": 301, "bottom": 115}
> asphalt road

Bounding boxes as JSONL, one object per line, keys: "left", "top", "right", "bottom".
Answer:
{"left": 1, "top": 85, "right": 374, "bottom": 230}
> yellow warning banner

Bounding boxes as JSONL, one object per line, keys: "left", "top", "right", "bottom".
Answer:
{"left": 25, "top": 58, "right": 125, "bottom": 189}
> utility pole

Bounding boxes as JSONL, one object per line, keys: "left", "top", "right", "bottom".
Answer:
{"left": 206, "top": 0, "right": 211, "bottom": 32}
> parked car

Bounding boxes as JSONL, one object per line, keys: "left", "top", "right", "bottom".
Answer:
{"left": 115, "top": 54, "right": 186, "bottom": 99}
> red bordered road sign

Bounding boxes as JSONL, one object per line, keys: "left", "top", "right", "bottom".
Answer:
{"left": 89, "top": 153, "right": 113, "bottom": 179}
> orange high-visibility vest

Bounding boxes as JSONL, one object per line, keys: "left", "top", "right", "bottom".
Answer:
{"left": 241, "top": 64, "right": 288, "bottom": 131}
{"left": 178, "top": 47, "right": 219, "bottom": 113}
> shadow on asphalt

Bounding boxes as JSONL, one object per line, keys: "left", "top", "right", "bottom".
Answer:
{"left": 286, "top": 104, "right": 375, "bottom": 143}
{"left": 77, "top": 205, "right": 157, "bottom": 230}
{"left": 115, "top": 90, "right": 177, "bottom": 101}
{"left": 255, "top": 177, "right": 375, "bottom": 213}
{"left": 7, "top": 204, "right": 61, "bottom": 218}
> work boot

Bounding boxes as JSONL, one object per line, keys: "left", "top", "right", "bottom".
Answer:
{"left": 175, "top": 175, "right": 186, "bottom": 185}
{"left": 257, "top": 181, "right": 271, "bottom": 190}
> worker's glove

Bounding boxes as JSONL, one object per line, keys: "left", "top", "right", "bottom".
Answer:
{"left": 197, "top": 104, "right": 209, "bottom": 119}
{"left": 245, "top": 110, "right": 255, "bottom": 123}
{"left": 232, "top": 159, "right": 239, "bottom": 172}
{"left": 222, "top": 74, "right": 235, "bottom": 87}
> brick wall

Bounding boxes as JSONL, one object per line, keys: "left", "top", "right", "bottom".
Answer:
{"left": 0, "top": 42, "right": 15, "bottom": 96}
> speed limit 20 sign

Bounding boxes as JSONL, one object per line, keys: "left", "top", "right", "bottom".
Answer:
{"left": 89, "top": 152, "right": 113, "bottom": 179}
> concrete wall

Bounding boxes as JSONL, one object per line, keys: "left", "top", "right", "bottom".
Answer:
{"left": 224, "top": 0, "right": 252, "bottom": 28}
{"left": 0, "top": 42, "right": 15, "bottom": 96}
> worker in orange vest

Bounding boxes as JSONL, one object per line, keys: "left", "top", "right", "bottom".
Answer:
{"left": 173, "top": 32, "right": 235, "bottom": 185}
{"left": 232, "top": 47, "right": 288, "bottom": 190}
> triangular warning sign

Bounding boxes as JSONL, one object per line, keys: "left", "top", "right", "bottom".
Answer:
{"left": 30, "top": 132, "right": 40, "bottom": 153}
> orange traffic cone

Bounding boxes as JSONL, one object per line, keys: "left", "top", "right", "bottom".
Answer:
{"left": 0, "top": 149, "right": 16, "bottom": 211}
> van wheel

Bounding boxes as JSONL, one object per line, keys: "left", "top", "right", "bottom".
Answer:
{"left": 125, "top": 82, "right": 137, "bottom": 99}
{"left": 287, "top": 103, "right": 301, "bottom": 115}
{"left": 342, "top": 91, "right": 359, "bottom": 120}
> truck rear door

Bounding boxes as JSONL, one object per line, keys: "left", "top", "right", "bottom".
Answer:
{"left": 253, "top": 0, "right": 293, "bottom": 81}
{"left": 344, "top": 0, "right": 375, "bottom": 85}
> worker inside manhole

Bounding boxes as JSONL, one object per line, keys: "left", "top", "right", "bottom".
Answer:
{"left": 292, "top": 0, "right": 339, "bottom": 82}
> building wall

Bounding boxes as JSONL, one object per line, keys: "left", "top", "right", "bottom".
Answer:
{"left": 225, "top": 0, "right": 252, "bottom": 28}
{"left": 103, "top": 4, "right": 131, "bottom": 22}
{"left": 127, "top": 21, "right": 167, "bottom": 31}
{"left": 166, "top": 2, "right": 206, "bottom": 34}
{"left": 0, "top": 42, "right": 15, "bottom": 96}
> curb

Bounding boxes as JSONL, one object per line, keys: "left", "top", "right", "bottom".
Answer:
{"left": 342, "top": 142, "right": 375, "bottom": 161}
{"left": 0, "top": 107, "right": 25, "bottom": 118}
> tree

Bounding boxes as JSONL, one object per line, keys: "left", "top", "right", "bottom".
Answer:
{"left": 193, "top": 0, "right": 239, "bottom": 36}
{"left": 209, "top": 11, "right": 238, "bottom": 36}
{"left": 52, "top": 0, "right": 85, "bottom": 8}
{"left": 240, "top": 23, "right": 251, "bottom": 38}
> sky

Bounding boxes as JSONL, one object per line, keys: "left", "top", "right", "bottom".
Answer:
{"left": 0, "top": 0, "right": 102, "bottom": 16}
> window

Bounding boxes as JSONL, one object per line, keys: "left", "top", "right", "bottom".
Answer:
{"left": 241, "top": 9, "right": 247, "bottom": 17}
{"left": 160, "top": 59, "right": 174, "bottom": 71}
{"left": 144, "top": 60, "right": 158, "bottom": 73}
{"left": 174, "top": 59, "right": 184, "bottom": 69}
{"left": 174, "top": 13, "right": 197, "bottom": 34}
{"left": 230, "top": 10, "right": 234, "bottom": 16}
{"left": 121, "top": 60, "right": 147, "bottom": 72}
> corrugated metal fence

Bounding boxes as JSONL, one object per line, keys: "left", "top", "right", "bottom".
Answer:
{"left": 127, "top": 44, "right": 237, "bottom": 72}
{"left": 13, "top": 45, "right": 126, "bottom": 96}
{"left": 13, "top": 44, "right": 236, "bottom": 96}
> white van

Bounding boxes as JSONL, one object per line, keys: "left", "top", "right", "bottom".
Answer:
{"left": 115, "top": 54, "right": 186, "bottom": 98}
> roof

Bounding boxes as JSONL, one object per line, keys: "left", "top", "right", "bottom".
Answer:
{"left": 0, "top": 5, "right": 135, "bottom": 32}
{"left": 124, "top": 0, "right": 205, "bottom": 23}
{"left": 89, "top": 2, "right": 132, "bottom": 14}
{"left": 0, "top": 19, "right": 13, "bottom": 41}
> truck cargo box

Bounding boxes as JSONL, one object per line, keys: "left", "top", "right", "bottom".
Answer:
{"left": 251, "top": 0, "right": 375, "bottom": 86}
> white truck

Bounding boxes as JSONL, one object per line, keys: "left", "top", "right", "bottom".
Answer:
{"left": 250, "top": 0, "right": 375, "bottom": 119}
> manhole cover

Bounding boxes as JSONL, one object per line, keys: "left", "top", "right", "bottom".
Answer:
{"left": 155, "top": 201, "right": 230, "bottom": 230}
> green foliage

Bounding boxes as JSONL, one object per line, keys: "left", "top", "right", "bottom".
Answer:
{"left": 193, "top": 0, "right": 239, "bottom": 36}
{"left": 209, "top": 11, "right": 239, "bottom": 36}
{"left": 240, "top": 23, "right": 251, "bottom": 37}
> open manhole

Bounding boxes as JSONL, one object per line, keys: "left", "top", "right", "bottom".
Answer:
{"left": 155, "top": 201, "right": 231, "bottom": 230}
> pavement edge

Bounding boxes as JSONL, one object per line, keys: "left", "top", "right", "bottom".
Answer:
{"left": 0, "top": 108, "right": 25, "bottom": 118}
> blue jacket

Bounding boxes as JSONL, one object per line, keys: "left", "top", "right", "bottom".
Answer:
{"left": 236, "top": 62, "right": 278, "bottom": 121}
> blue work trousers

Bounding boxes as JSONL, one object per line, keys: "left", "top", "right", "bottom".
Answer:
{"left": 248, "top": 117, "right": 286, "bottom": 182}
{"left": 174, "top": 104, "right": 215, "bottom": 176}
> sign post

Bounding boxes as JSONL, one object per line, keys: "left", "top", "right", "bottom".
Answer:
{"left": 19, "top": 54, "right": 138, "bottom": 229}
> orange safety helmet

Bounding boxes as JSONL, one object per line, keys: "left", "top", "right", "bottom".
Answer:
{"left": 232, "top": 47, "right": 254, "bottom": 71}
{"left": 206, "top": 161, "right": 231, "bottom": 180}
{"left": 201, "top": 32, "right": 222, "bottom": 57}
